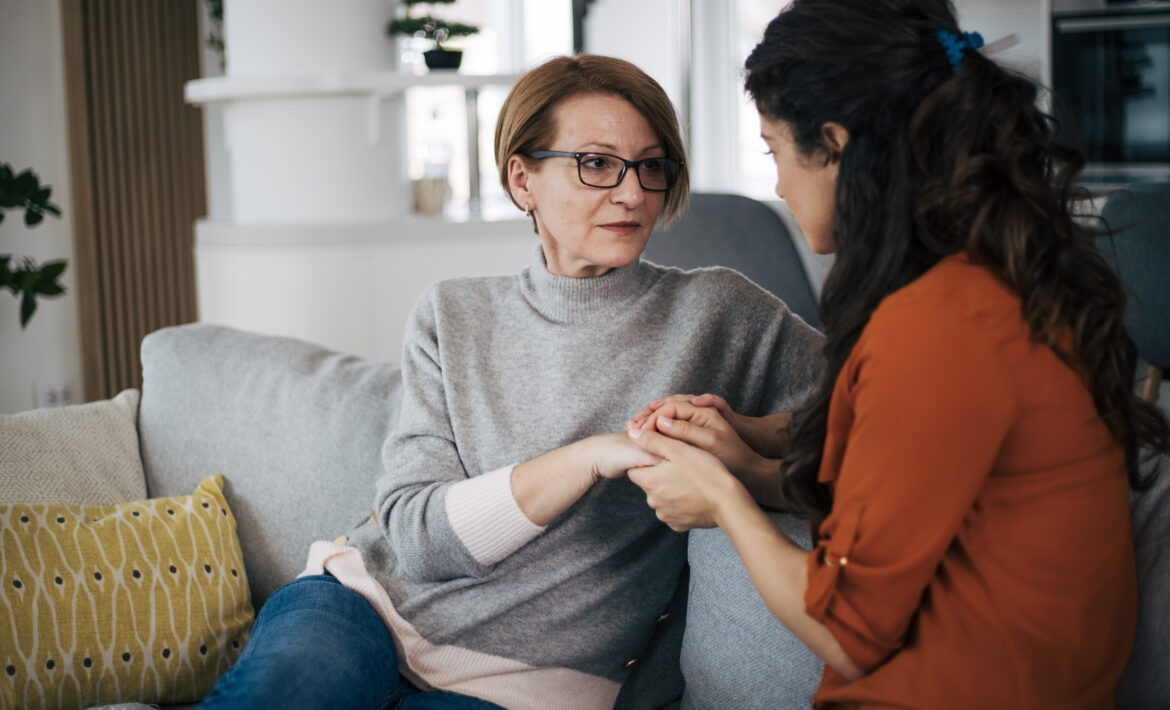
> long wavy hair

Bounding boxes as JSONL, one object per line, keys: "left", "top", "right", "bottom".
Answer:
{"left": 745, "top": 0, "right": 1169, "bottom": 522}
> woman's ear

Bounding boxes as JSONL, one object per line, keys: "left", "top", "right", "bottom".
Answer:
{"left": 820, "top": 122, "right": 850, "bottom": 165}
{"left": 507, "top": 155, "right": 534, "bottom": 208}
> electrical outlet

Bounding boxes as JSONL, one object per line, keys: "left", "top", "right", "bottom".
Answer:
{"left": 34, "top": 381, "right": 72, "bottom": 409}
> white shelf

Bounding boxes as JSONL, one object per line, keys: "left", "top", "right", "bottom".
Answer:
{"left": 194, "top": 213, "right": 529, "bottom": 247}
{"left": 185, "top": 72, "right": 517, "bottom": 104}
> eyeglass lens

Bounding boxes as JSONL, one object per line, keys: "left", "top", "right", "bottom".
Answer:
{"left": 577, "top": 153, "right": 677, "bottom": 191}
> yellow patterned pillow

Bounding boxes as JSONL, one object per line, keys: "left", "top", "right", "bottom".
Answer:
{"left": 0, "top": 474, "right": 254, "bottom": 709}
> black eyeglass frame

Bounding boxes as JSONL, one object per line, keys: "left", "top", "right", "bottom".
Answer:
{"left": 524, "top": 150, "right": 684, "bottom": 192}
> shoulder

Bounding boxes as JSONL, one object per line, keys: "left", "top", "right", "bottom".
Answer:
{"left": 427, "top": 274, "right": 515, "bottom": 302}
{"left": 647, "top": 262, "right": 787, "bottom": 312}
{"left": 410, "top": 275, "right": 516, "bottom": 317}
{"left": 867, "top": 256, "right": 1019, "bottom": 344}
{"left": 844, "top": 257, "right": 1019, "bottom": 418}
{"left": 854, "top": 257, "right": 1021, "bottom": 382}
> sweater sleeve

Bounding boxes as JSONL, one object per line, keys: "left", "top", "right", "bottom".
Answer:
{"left": 803, "top": 297, "right": 1016, "bottom": 672}
{"left": 374, "top": 287, "right": 544, "bottom": 583}
{"left": 761, "top": 303, "right": 824, "bottom": 415}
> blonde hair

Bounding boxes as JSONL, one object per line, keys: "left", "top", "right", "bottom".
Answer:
{"left": 494, "top": 54, "right": 689, "bottom": 227}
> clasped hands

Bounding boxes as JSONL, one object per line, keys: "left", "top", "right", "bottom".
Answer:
{"left": 604, "top": 394, "right": 791, "bottom": 532}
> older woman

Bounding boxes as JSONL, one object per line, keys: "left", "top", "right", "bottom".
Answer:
{"left": 202, "top": 54, "right": 822, "bottom": 710}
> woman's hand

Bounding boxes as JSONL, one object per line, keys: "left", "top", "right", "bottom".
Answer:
{"left": 510, "top": 433, "right": 659, "bottom": 527}
{"left": 628, "top": 401, "right": 792, "bottom": 510}
{"left": 634, "top": 401, "right": 764, "bottom": 479}
{"left": 586, "top": 432, "right": 663, "bottom": 481}
{"left": 625, "top": 426, "right": 754, "bottom": 531}
{"left": 628, "top": 393, "right": 793, "bottom": 459}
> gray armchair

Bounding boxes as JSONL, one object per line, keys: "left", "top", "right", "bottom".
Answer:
{"left": 645, "top": 192, "right": 821, "bottom": 328}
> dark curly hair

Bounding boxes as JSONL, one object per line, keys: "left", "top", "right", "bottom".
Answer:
{"left": 745, "top": 0, "right": 1169, "bottom": 521}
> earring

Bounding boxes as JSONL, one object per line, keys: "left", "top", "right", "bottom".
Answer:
{"left": 524, "top": 203, "right": 531, "bottom": 218}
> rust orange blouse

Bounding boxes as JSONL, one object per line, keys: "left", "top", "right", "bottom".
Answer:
{"left": 805, "top": 255, "right": 1137, "bottom": 709}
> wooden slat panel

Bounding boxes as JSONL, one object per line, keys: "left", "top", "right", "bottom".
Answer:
{"left": 61, "top": 0, "right": 102, "bottom": 401}
{"left": 61, "top": 0, "right": 205, "bottom": 401}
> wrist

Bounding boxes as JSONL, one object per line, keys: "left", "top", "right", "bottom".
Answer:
{"left": 712, "top": 474, "right": 757, "bottom": 529}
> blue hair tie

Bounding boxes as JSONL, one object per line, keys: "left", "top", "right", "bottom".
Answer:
{"left": 936, "top": 30, "right": 984, "bottom": 73}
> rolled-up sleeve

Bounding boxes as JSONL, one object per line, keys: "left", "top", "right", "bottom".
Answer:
{"left": 803, "top": 300, "right": 1016, "bottom": 671}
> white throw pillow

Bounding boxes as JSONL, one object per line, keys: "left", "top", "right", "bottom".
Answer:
{"left": 0, "top": 389, "right": 147, "bottom": 505}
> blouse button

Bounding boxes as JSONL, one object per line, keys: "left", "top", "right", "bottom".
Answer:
{"left": 624, "top": 658, "right": 638, "bottom": 669}
{"left": 656, "top": 612, "right": 670, "bottom": 622}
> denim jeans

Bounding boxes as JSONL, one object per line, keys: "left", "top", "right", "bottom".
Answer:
{"left": 201, "top": 575, "right": 503, "bottom": 710}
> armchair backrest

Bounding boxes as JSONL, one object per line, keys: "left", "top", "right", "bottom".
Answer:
{"left": 645, "top": 193, "right": 821, "bottom": 328}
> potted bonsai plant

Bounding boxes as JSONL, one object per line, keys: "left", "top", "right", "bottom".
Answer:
{"left": 387, "top": 0, "right": 479, "bottom": 71}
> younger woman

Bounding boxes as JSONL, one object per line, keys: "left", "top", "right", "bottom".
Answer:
{"left": 626, "top": 1, "right": 1170, "bottom": 708}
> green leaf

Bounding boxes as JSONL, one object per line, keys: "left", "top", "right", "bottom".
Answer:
{"left": 16, "top": 268, "right": 39, "bottom": 291}
{"left": 42, "top": 203, "right": 61, "bottom": 217}
{"left": 35, "top": 281, "right": 65, "bottom": 297}
{"left": 0, "top": 211, "right": 5, "bottom": 226}
{"left": 14, "top": 169, "right": 37, "bottom": 195}
{"left": 40, "top": 260, "right": 67, "bottom": 279}
{"left": 19, "top": 291, "right": 36, "bottom": 329}
{"left": 24, "top": 208, "right": 43, "bottom": 227}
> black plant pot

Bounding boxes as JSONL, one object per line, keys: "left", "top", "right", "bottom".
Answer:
{"left": 423, "top": 48, "right": 463, "bottom": 70}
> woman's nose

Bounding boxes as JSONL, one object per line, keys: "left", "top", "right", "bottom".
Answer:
{"left": 610, "top": 168, "right": 645, "bottom": 205}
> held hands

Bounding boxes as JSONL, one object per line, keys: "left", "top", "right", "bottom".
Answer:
{"left": 627, "top": 396, "right": 790, "bottom": 510}
{"left": 634, "top": 401, "right": 769, "bottom": 484}
{"left": 624, "top": 425, "right": 753, "bottom": 532}
{"left": 586, "top": 432, "right": 663, "bottom": 482}
{"left": 627, "top": 394, "right": 793, "bottom": 460}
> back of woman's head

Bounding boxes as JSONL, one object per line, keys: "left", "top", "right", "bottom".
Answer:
{"left": 494, "top": 54, "right": 689, "bottom": 224}
{"left": 749, "top": 0, "right": 1167, "bottom": 518}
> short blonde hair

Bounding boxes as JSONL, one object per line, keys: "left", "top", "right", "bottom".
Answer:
{"left": 494, "top": 54, "right": 689, "bottom": 226}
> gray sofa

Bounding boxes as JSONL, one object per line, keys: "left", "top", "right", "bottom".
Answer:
{"left": 128, "top": 317, "right": 1170, "bottom": 710}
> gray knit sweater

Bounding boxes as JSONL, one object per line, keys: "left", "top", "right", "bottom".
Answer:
{"left": 358, "top": 248, "right": 822, "bottom": 708}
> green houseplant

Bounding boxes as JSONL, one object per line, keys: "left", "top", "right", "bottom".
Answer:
{"left": 387, "top": 0, "right": 479, "bottom": 70}
{"left": 0, "top": 162, "right": 66, "bottom": 329}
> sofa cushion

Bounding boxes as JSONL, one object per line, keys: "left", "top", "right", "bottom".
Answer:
{"left": 137, "top": 323, "right": 403, "bottom": 606}
{"left": 678, "top": 511, "right": 822, "bottom": 709}
{"left": 0, "top": 389, "right": 147, "bottom": 506}
{"left": 0, "top": 474, "right": 252, "bottom": 710}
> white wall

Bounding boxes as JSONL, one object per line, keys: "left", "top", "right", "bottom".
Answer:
{"left": 0, "top": 0, "right": 82, "bottom": 414}
{"left": 955, "top": 0, "right": 1050, "bottom": 83}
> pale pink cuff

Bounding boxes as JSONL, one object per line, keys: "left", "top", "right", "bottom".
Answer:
{"left": 445, "top": 465, "right": 545, "bottom": 566}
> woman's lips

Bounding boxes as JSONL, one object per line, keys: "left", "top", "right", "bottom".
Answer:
{"left": 600, "top": 222, "right": 641, "bottom": 234}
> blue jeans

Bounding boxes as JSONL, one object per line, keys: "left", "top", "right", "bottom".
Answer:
{"left": 201, "top": 575, "right": 503, "bottom": 710}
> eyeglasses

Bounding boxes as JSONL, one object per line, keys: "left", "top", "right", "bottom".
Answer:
{"left": 525, "top": 151, "right": 683, "bottom": 192}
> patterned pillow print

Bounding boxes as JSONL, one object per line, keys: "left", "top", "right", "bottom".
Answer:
{"left": 0, "top": 474, "right": 254, "bottom": 709}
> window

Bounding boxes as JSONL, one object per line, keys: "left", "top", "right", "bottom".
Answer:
{"left": 402, "top": 0, "right": 573, "bottom": 219}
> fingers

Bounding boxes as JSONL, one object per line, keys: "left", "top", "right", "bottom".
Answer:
{"left": 626, "top": 465, "right": 705, "bottom": 533}
{"left": 626, "top": 394, "right": 696, "bottom": 429}
{"left": 653, "top": 415, "right": 720, "bottom": 452}
{"left": 640, "top": 401, "right": 695, "bottom": 430}
{"left": 627, "top": 425, "right": 691, "bottom": 459}
{"left": 690, "top": 393, "right": 730, "bottom": 414}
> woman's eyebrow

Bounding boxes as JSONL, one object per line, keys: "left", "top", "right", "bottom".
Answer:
{"left": 578, "top": 142, "right": 665, "bottom": 156}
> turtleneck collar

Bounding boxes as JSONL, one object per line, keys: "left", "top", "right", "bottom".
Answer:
{"left": 518, "top": 245, "right": 660, "bottom": 323}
